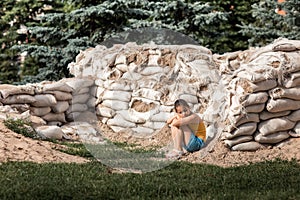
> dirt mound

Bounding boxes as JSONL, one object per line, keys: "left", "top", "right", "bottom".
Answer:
{"left": 0, "top": 120, "right": 88, "bottom": 164}
{"left": 1, "top": 119, "right": 300, "bottom": 167}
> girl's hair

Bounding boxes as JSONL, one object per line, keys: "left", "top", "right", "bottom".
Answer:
{"left": 174, "top": 99, "right": 189, "bottom": 112}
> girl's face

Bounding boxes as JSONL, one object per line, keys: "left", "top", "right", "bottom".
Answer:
{"left": 175, "top": 105, "right": 190, "bottom": 118}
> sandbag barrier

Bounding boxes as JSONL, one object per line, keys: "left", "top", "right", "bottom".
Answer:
{"left": 68, "top": 43, "right": 224, "bottom": 140}
{"left": 0, "top": 77, "right": 96, "bottom": 127}
{"left": 1, "top": 38, "right": 300, "bottom": 151}
{"left": 217, "top": 38, "right": 300, "bottom": 151}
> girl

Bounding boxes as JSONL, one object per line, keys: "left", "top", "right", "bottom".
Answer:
{"left": 166, "top": 99, "right": 206, "bottom": 159}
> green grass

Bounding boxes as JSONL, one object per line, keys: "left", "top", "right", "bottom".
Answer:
{"left": 0, "top": 159, "right": 300, "bottom": 199}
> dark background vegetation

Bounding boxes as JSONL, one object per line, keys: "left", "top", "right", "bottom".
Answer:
{"left": 0, "top": 0, "right": 299, "bottom": 84}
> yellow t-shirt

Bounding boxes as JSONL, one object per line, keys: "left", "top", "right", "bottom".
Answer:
{"left": 188, "top": 121, "right": 206, "bottom": 142}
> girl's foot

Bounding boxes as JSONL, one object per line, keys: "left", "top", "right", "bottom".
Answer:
{"left": 166, "top": 149, "right": 184, "bottom": 159}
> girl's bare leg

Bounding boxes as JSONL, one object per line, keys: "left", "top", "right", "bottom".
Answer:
{"left": 171, "top": 125, "right": 192, "bottom": 151}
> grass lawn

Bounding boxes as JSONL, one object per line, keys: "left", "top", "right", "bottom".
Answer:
{"left": 0, "top": 159, "right": 300, "bottom": 199}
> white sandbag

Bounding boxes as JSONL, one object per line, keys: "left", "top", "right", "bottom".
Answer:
{"left": 96, "top": 105, "right": 116, "bottom": 118}
{"left": 102, "top": 99, "right": 129, "bottom": 111}
{"left": 117, "top": 109, "right": 146, "bottom": 123}
{"left": 51, "top": 101, "right": 69, "bottom": 113}
{"left": 1, "top": 94, "right": 36, "bottom": 104}
{"left": 66, "top": 103, "right": 88, "bottom": 114}
{"left": 132, "top": 88, "right": 162, "bottom": 101}
{"left": 250, "top": 79, "right": 277, "bottom": 92}
{"left": 115, "top": 64, "right": 128, "bottom": 72}
{"left": 30, "top": 107, "right": 51, "bottom": 116}
{"left": 266, "top": 98, "right": 300, "bottom": 112}
{"left": 31, "top": 94, "right": 57, "bottom": 107}
{"left": 110, "top": 125, "right": 125, "bottom": 133}
{"left": 140, "top": 66, "right": 164, "bottom": 76}
{"left": 254, "top": 131, "right": 290, "bottom": 144}
{"left": 35, "top": 125, "right": 64, "bottom": 139}
{"left": 105, "top": 80, "right": 136, "bottom": 91}
{"left": 224, "top": 135, "right": 253, "bottom": 148}
{"left": 235, "top": 113, "right": 260, "bottom": 127}
{"left": 272, "top": 39, "right": 298, "bottom": 51}
{"left": 179, "top": 94, "right": 198, "bottom": 104}
{"left": 142, "top": 121, "right": 165, "bottom": 130}
{"left": 131, "top": 126, "right": 155, "bottom": 135}
{"left": 226, "top": 122, "right": 257, "bottom": 139}
{"left": 293, "top": 122, "right": 300, "bottom": 134}
{"left": 114, "top": 54, "right": 127, "bottom": 65}
{"left": 87, "top": 97, "right": 96, "bottom": 108}
{"left": 259, "top": 110, "right": 291, "bottom": 120}
{"left": 89, "top": 86, "right": 97, "bottom": 97}
{"left": 283, "top": 72, "right": 300, "bottom": 88}
{"left": 269, "top": 87, "right": 300, "bottom": 100}
{"left": 107, "top": 114, "right": 136, "bottom": 128}
{"left": 63, "top": 78, "right": 94, "bottom": 92}
{"left": 0, "top": 84, "right": 35, "bottom": 99}
{"left": 42, "top": 113, "right": 66, "bottom": 123}
{"left": 245, "top": 103, "right": 265, "bottom": 113}
{"left": 45, "top": 90, "right": 73, "bottom": 101}
{"left": 41, "top": 81, "right": 73, "bottom": 93}
{"left": 287, "top": 110, "right": 300, "bottom": 122}
{"left": 76, "top": 87, "right": 90, "bottom": 95}
{"left": 242, "top": 92, "right": 268, "bottom": 107}
{"left": 237, "top": 70, "right": 270, "bottom": 83}
{"left": 231, "top": 141, "right": 263, "bottom": 151}
{"left": 72, "top": 93, "right": 90, "bottom": 104}
{"left": 150, "top": 111, "right": 172, "bottom": 122}
{"left": 102, "top": 90, "right": 131, "bottom": 102}
{"left": 258, "top": 117, "right": 295, "bottom": 136}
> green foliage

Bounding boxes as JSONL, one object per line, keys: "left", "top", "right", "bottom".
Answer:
{"left": 239, "top": 0, "right": 300, "bottom": 47}
{"left": 0, "top": 160, "right": 300, "bottom": 199}
{"left": 3, "top": 118, "right": 37, "bottom": 138}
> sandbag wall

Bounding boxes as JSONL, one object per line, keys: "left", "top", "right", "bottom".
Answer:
{"left": 217, "top": 38, "right": 300, "bottom": 151}
{"left": 0, "top": 78, "right": 96, "bottom": 126}
{"left": 68, "top": 43, "right": 224, "bottom": 137}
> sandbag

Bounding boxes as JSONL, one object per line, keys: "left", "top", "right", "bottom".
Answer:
{"left": 259, "top": 110, "right": 291, "bottom": 120}
{"left": 224, "top": 135, "right": 253, "bottom": 148}
{"left": 30, "top": 107, "right": 51, "bottom": 116}
{"left": 254, "top": 131, "right": 290, "bottom": 144}
{"left": 35, "top": 125, "right": 64, "bottom": 139}
{"left": 31, "top": 94, "right": 57, "bottom": 107}
{"left": 250, "top": 79, "right": 277, "bottom": 92}
{"left": 66, "top": 103, "right": 88, "bottom": 114}
{"left": 45, "top": 90, "right": 73, "bottom": 101}
{"left": 72, "top": 93, "right": 90, "bottom": 104}
{"left": 102, "top": 99, "right": 129, "bottom": 110}
{"left": 0, "top": 84, "right": 34, "bottom": 99}
{"left": 225, "top": 122, "right": 257, "bottom": 139}
{"left": 107, "top": 114, "right": 136, "bottom": 128}
{"left": 102, "top": 90, "right": 131, "bottom": 102}
{"left": 41, "top": 81, "right": 73, "bottom": 93}
{"left": 245, "top": 103, "right": 265, "bottom": 113}
{"left": 269, "top": 87, "right": 300, "bottom": 100}
{"left": 96, "top": 105, "right": 116, "bottom": 118}
{"left": 42, "top": 113, "right": 66, "bottom": 123}
{"left": 258, "top": 117, "right": 295, "bottom": 136}
{"left": 242, "top": 92, "right": 268, "bottom": 107}
{"left": 231, "top": 141, "right": 263, "bottom": 151}
{"left": 283, "top": 72, "right": 300, "bottom": 88}
{"left": 0, "top": 94, "right": 36, "bottom": 104}
{"left": 286, "top": 110, "right": 300, "bottom": 122}
{"left": 132, "top": 88, "right": 162, "bottom": 101}
{"left": 266, "top": 98, "right": 300, "bottom": 112}
{"left": 235, "top": 113, "right": 260, "bottom": 127}
{"left": 51, "top": 101, "right": 69, "bottom": 113}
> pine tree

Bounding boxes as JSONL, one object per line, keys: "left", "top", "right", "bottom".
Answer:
{"left": 239, "top": 0, "right": 300, "bottom": 47}
{"left": 15, "top": 0, "right": 229, "bottom": 83}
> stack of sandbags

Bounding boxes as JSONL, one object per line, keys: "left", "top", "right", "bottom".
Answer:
{"left": 60, "top": 77, "right": 96, "bottom": 123}
{"left": 218, "top": 38, "right": 300, "bottom": 151}
{"left": 69, "top": 42, "right": 224, "bottom": 137}
{"left": 0, "top": 77, "right": 96, "bottom": 127}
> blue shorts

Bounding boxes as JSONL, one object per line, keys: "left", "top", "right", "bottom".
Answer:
{"left": 184, "top": 134, "right": 204, "bottom": 153}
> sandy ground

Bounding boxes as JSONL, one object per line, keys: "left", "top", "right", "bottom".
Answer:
{"left": 1, "top": 120, "right": 300, "bottom": 168}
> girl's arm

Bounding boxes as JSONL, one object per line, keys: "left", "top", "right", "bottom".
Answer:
{"left": 171, "top": 113, "right": 201, "bottom": 127}
{"left": 166, "top": 115, "right": 178, "bottom": 124}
